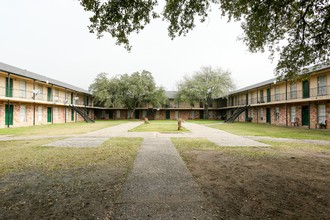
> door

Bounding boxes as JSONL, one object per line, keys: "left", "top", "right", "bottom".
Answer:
{"left": 47, "top": 107, "right": 52, "bottom": 123}
{"left": 47, "top": 88, "right": 52, "bottom": 101}
{"left": 6, "top": 78, "right": 13, "bottom": 97}
{"left": 267, "top": 88, "right": 271, "bottom": 102}
{"left": 71, "top": 109, "right": 75, "bottom": 121}
{"left": 135, "top": 110, "right": 140, "bottom": 119}
{"left": 5, "top": 104, "right": 14, "bottom": 125}
{"left": 303, "top": 80, "right": 310, "bottom": 98}
{"left": 199, "top": 110, "right": 204, "bottom": 119}
{"left": 245, "top": 109, "right": 249, "bottom": 121}
{"left": 302, "top": 106, "right": 309, "bottom": 126}
{"left": 71, "top": 93, "right": 74, "bottom": 104}
{"left": 165, "top": 110, "right": 170, "bottom": 120}
{"left": 246, "top": 93, "right": 249, "bottom": 105}
{"left": 109, "top": 110, "right": 113, "bottom": 119}
{"left": 266, "top": 108, "right": 271, "bottom": 123}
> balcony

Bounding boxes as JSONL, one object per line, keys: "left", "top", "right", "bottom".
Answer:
{"left": 0, "top": 86, "right": 93, "bottom": 107}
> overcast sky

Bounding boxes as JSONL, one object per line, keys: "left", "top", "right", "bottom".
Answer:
{"left": 0, "top": 0, "right": 277, "bottom": 91}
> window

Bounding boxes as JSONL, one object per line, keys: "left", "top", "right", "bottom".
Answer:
{"left": 275, "top": 107, "right": 280, "bottom": 121}
{"left": 38, "top": 106, "right": 43, "bottom": 122}
{"left": 260, "top": 108, "right": 264, "bottom": 120}
{"left": 53, "top": 107, "right": 59, "bottom": 121}
{"left": 275, "top": 86, "right": 280, "bottom": 101}
{"left": 142, "top": 110, "right": 147, "bottom": 118}
{"left": 190, "top": 110, "right": 195, "bottom": 119}
{"left": 291, "top": 106, "right": 296, "bottom": 123}
{"left": 155, "top": 110, "right": 160, "bottom": 119}
{"left": 65, "top": 108, "right": 69, "bottom": 120}
{"left": 54, "top": 89, "right": 59, "bottom": 102}
{"left": 20, "top": 105, "right": 26, "bottom": 122}
{"left": 250, "top": 108, "right": 254, "bottom": 118}
{"left": 20, "top": 80, "right": 26, "bottom": 98}
{"left": 175, "top": 111, "right": 179, "bottom": 119}
{"left": 290, "top": 82, "right": 297, "bottom": 99}
{"left": 318, "top": 75, "right": 327, "bottom": 96}
{"left": 318, "top": 105, "right": 326, "bottom": 124}
{"left": 38, "top": 85, "right": 43, "bottom": 101}
{"left": 259, "top": 90, "right": 264, "bottom": 103}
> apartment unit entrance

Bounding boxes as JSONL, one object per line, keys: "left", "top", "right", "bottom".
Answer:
{"left": 47, "top": 107, "right": 52, "bottom": 123}
{"left": 165, "top": 110, "right": 170, "bottom": 119}
{"left": 5, "top": 104, "right": 13, "bottom": 125}
{"left": 302, "top": 80, "right": 310, "bottom": 98}
{"left": 135, "top": 110, "right": 140, "bottom": 119}
{"left": 302, "top": 106, "right": 309, "bottom": 126}
{"left": 266, "top": 108, "right": 271, "bottom": 124}
{"left": 199, "top": 111, "right": 204, "bottom": 119}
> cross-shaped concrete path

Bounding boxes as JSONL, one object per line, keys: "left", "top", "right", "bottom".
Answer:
{"left": 44, "top": 121, "right": 268, "bottom": 219}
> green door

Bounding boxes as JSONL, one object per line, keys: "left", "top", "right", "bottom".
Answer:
{"left": 6, "top": 78, "right": 13, "bottom": 97}
{"left": 71, "top": 109, "right": 75, "bottom": 121}
{"left": 266, "top": 108, "right": 271, "bottom": 123}
{"left": 71, "top": 93, "right": 74, "bottom": 104}
{"left": 5, "top": 104, "right": 14, "bottom": 125}
{"left": 303, "top": 80, "right": 309, "bottom": 98}
{"left": 135, "top": 110, "right": 140, "bottom": 119}
{"left": 246, "top": 93, "right": 248, "bottom": 105}
{"left": 109, "top": 110, "right": 113, "bottom": 119}
{"left": 199, "top": 110, "right": 204, "bottom": 119}
{"left": 302, "top": 106, "right": 309, "bottom": 126}
{"left": 47, "top": 88, "right": 52, "bottom": 101}
{"left": 47, "top": 107, "right": 52, "bottom": 123}
{"left": 245, "top": 109, "right": 249, "bottom": 121}
{"left": 165, "top": 110, "right": 170, "bottom": 120}
{"left": 267, "top": 88, "right": 271, "bottom": 102}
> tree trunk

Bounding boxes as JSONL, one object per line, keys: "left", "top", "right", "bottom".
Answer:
{"left": 130, "top": 108, "right": 136, "bottom": 119}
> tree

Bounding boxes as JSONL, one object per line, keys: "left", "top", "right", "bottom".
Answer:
{"left": 89, "top": 70, "right": 166, "bottom": 119}
{"left": 177, "top": 66, "right": 235, "bottom": 119}
{"left": 80, "top": 0, "right": 329, "bottom": 79}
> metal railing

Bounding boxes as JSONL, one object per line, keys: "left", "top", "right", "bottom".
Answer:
{"left": 227, "top": 85, "right": 330, "bottom": 107}
{"left": 0, "top": 86, "right": 93, "bottom": 106}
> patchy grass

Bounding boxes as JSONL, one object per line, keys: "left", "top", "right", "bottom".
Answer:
{"left": 186, "top": 119, "right": 223, "bottom": 124}
{"left": 0, "top": 137, "right": 142, "bottom": 177}
{"left": 0, "top": 137, "right": 142, "bottom": 219}
{"left": 172, "top": 138, "right": 330, "bottom": 219}
{"left": 129, "top": 122, "right": 190, "bottom": 132}
{"left": 209, "top": 122, "right": 330, "bottom": 140}
{"left": 0, "top": 120, "right": 127, "bottom": 136}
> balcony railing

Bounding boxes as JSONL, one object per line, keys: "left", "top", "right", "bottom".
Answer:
{"left": 227, "top": 85, "right": 330, "bottom": 107}
{"left": 0, "top": 87, "right": 92, "bottom": 106}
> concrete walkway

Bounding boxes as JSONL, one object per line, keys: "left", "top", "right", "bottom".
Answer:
{"left": 115, "top": 137, "right": 211, "bottom": 219}
{"left": 44, "top": 122, "right": 143, "bottom": 147}
{"left": 183, "top": 122, "right": 270, "bottom": 147}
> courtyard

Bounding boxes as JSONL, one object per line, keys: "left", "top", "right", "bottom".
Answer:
{"left": 0, "top": 120, "right": 329, "bottom": 219}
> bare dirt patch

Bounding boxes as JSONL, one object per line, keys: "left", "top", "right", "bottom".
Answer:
{"left": 177, "top": 141, "right": 330, "bottom": 219}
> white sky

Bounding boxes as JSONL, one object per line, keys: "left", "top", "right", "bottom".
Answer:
{"left": 0, "top": 0, "right": 277, "bottom": 91}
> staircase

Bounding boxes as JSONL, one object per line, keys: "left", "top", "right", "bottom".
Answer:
{"left": 225, "top": 106, "right": 248, "bottom": 123}
{"left": 70, "top": 105, "right": 95, "bottom": 123}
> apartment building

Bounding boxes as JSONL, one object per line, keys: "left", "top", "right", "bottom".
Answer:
{"left": 94, "top": 91, "right": 221, "bottom": 120}
{"left": 0, "top": 62, "right": 94, "bottom": 128}
{"left": 222, "top": 64, "right": 330, "bottom": 129}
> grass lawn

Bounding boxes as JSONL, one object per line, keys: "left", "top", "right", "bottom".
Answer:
{"left": 186, "top": 119, "right": 224, "bottom": 124}
{"left": 208, "top": 122, "right": 330, "bottom": 140}
{"left": 0, "top": 137, "right": 142, "bottom": 219}
{"left": 0, "top": 120, "right": 128, "bottom": 136}
{"left": 129, "top": 121, "right": 190, "bottom": 132}
{"left": 173, "top": 137, "right": 330, "bottom": 219}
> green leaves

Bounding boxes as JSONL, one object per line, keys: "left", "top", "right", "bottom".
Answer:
{"left": 177, "top": 66, "right": 235, "bottom": 118}
{"left": 80, "top": 0, "right": 329, "bottom": 79}
{"left": 89, "top": 70, "right": 166, "bottom": 118}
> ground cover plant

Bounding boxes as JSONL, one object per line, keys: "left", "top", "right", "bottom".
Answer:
{"left": 129, "top": 120, "right": 189, "bottom": 132}
{"left": 209, "top": 122, "right": 330, "bottom": 140}
{"left": 0, "top": 137, "right": 142, "bottom": 219}
{"left": 172, "top": 138, "right": 330, "bottom": 219}
{"left": 0, "top": 120, "right": 127, "bottom": 136}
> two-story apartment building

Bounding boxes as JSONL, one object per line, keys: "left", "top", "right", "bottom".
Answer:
{"left": 221, "top": 64, "right": 329, "bottom": 129}
{"left": 0, "top": 62, "right": 94, "bottom": 128}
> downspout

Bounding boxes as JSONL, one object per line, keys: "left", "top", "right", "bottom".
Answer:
{"left": 33, "top": 79, "right": 36, "bottom": 126}
{"left": 285, "top": 79, "right": 288, "bottom": 127}
{"left": 7, "top": 73, "right": 11, "bottom": 128}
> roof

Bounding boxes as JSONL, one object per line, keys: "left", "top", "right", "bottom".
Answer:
{"left": 165, "top": 91, "right": 177, "bottom": 99}
{"left": 0, "top": 62, "right": 90, "bottom": 94}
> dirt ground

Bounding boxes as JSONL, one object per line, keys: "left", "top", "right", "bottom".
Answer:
{"left": 180, "top": 142, "right": 330, "bottom": 219}
{"left": 0, "top": 164, "right": 127, "bottom": 219}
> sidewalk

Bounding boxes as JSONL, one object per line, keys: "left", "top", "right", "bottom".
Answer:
{"left": 114, "top": 137, "right": 211, "bottom": 219}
